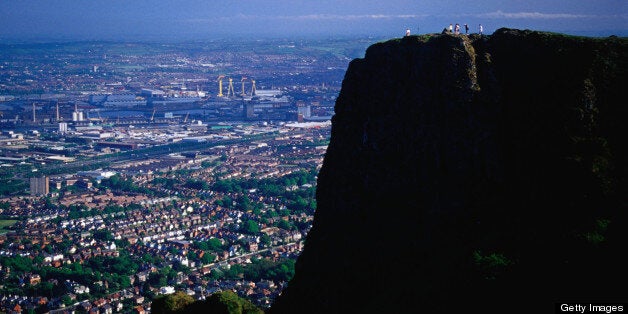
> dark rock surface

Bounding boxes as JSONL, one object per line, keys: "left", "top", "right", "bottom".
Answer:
{"left": 270, "top": 29, "right": 627, "bottom": 313}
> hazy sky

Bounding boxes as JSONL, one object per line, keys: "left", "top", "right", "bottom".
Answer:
{"left": 1, "top": 0, "right": 626, "bottom": 41}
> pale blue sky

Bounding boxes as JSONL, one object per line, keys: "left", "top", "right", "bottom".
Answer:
{"left": 1, "top": 0, "right": 626, "bottom": 41}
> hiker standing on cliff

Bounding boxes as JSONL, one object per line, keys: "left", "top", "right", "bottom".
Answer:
{"left": 464, "top": 24, "right": 469, "bottom": 34}
{"left": 449, "top": 24, "right": 453, "bottom": 33}
{"left": 479, "top": 24, "right": 483, "bottom": 35}
{"left": 405, "top": 28, "right": 411, "bottom": 36}
{"left": 455, "top": 23, "right": 460, "bottom": 35}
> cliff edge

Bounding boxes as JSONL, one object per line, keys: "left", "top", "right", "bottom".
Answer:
{"left": 270, "top": 29, "right": 628, "bottom": 313}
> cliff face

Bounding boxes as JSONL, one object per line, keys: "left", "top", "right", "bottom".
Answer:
{"left": 270, "top": 29, "right": 628, "bottom": 313}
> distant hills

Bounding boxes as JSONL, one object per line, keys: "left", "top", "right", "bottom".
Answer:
{"left": 269, "top": 28, "right": 628, "bottom": 313}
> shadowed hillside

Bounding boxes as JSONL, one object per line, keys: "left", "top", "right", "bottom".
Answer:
{"left": 270, "top": 29, "right": 628, "bottom": 313}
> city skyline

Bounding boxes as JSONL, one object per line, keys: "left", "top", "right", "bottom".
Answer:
{"left": 1, "top": 0, "right": 626, "bottom": 42}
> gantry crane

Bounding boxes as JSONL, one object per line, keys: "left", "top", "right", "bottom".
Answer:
{"left": 227, "top": 78, "right": 235, "bottom": 97}
{"left": 217, "top": 75, "right": 225, "bottom": 97}
{"left": 241, "top": 77, "right": 247, "bottom": 96}
{"left": 250, "top": 79, "right": 257, "bottom": 96}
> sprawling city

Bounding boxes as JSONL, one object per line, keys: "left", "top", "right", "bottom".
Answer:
{"left": 0, "top": 37, "right": 381, "bottom": 313}
{"left": 3, "top": 0, "right": 625, "bottom": 313}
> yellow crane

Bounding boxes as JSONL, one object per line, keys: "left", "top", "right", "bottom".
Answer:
{"left": 217, "top": 75, "right": 225, "bottom": 97}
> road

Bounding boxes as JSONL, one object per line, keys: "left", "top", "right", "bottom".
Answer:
{"left": 193, "top": 240, "right": 304, "bottom": 272}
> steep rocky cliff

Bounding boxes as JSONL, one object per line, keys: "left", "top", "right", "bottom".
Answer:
{"left": 270, "top": 29, "right": 627, "bottom": 313}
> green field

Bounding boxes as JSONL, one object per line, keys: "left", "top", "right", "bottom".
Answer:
{"left": 0, "top": 219, "right": 18, "bottom": 234}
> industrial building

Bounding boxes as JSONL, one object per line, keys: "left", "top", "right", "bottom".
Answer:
{"left": 89, "top": 93, "right": 147, "bottom": 108}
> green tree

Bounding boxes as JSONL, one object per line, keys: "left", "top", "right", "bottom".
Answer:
{"left": 222, "top": 196, "right": 233, "bottom": 208}
{"left": 151, "top": 291, "right": 195, "bottom": 314}
{"left": 195, "top": 241, "right": 209, "bottom": 251}
{"left": 201, "top": 252, "right": 216, "bottom": 264}
{"left": 206, "top": 238, "right": 224, "bottom": 251}
{"left": 61, "top": 295, "right": 74, "bottom": 306}
{"left": 260, "top": 234, "right": 272, "bottom": 247}
{"left": 149, "top": 272, "right": 168, "bottom": 287}
{"left": 184, "top": 180, "right": 209, "bottom": 190}
{"left": 277, "top": 219, "right": 294, "bottom": 231}
{"left": 92, "top": 229, "right": 114, "bottom": 241}
{"left": 236, "top": 194, "right": 252, "bottom": 211}
{"left": 33, "top": 255, "right": 45, "bottom": 265}
{"left": 241, "top": 220, "right": 260, "bottom": 234}
{"left": 209, "top": 269, "right": 223, "bottom": 280}
{"left": 183, "top": 290, "right": 263, "bottom": 314}
{"left": 0, "top": 255, "right": 33, "bottom": 272}
{"left": 187, "top": 251, "right": 198, "bottom": 260}
{"left": 225, "top": 264, "right": 244, "bottom": 279}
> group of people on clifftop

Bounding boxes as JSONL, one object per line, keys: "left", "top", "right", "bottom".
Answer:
{"left": 445, "top": 23, "right": 482, "bottom": 35}
{"left": 404, "top": 23, "right": 483, "bottom": 37}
